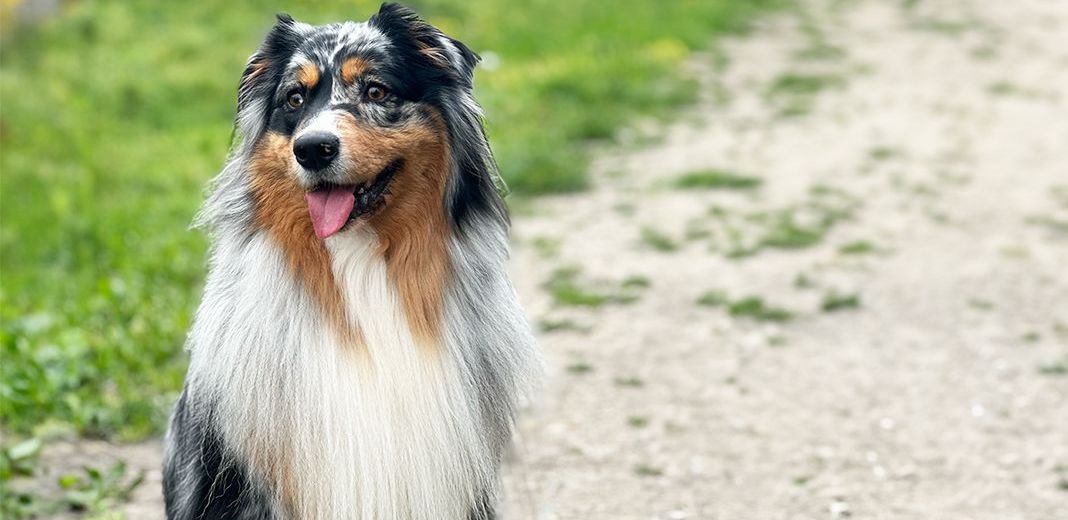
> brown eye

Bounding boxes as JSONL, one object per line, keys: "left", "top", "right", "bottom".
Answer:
{"left": 366, "top": 84, "right": 387, "bottom": 102}
{"left": 286, "top": 90, "right": 304, "bottom": 109}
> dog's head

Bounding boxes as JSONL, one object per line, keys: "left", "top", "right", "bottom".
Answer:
{"left": 231, "top": 3, "right": 503, "bottom": 240}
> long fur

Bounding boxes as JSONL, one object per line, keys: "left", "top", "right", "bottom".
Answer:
{"left": 163, "top": 5, "right": 540, "bottom": 519}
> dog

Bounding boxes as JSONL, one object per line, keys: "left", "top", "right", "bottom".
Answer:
{"left": 162, "top": 4, "right": 540, "bottom": 519}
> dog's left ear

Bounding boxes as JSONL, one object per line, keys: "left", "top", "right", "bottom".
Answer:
{"left": 371, "top": 3, "right": 479, "bottom": 84}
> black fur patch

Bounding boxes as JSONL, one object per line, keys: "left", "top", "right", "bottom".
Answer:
{"left": 163, "top": 390, "right": 275, "bottom": 520}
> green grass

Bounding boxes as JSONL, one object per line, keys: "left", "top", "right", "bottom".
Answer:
{"left": 764, "top": 72, "right": 846, "bottom": 117}
{"left": 792, "top": 42, "right": 846, "bottom": 61}
{"left": 868, "top": 146, "right": 902, "bottom": 161}
{"left": 1038, "top": 361, "right": 1067, "bottom": 376}
{"left": 698, "top": 290, "right": 794, "bottom": 322}
{"left": 821, "top": 291, "right": 861, "bottom": 312}
{"left": 674, "top": 169, "right": 763, "bottom": 190}
{"left": 728, "top": 297, "right": 794, "bottom": 322}
{"left": 702, "top": 185, "right": 861, "bottom": 258}
{"left": 838, "top": 240, "right": 877, "bottom": 255}
{"left": 542, "top": 266, "right": 648, "bottom": 308}
{"left": 696, "top": 290, "right": 730, "bottom": 307}
{"left": 639, "top": 226, "right": 679, "bottom": 252}
{"left": 987, "top": 81, "right": 1018, "bottom": 96}
{"left": 537, "top": 318, "right": 589, "bottom": 334}
{"left": 0, "top": 1, "right": 782, "bottom": 440}
{"left": 632, "top": 464, "right": 663, "bottom": 477}
{"left": 759, "top": 217, "right": 827, "bottom": 249}
{"left": 613, "top": 376, "right": 645, "bottom": 388}
{"left": 767, "top": 72, "right": 846, "bottom": 96}
{"left": 627, "top": 416, "right": 650, "bottom": 428}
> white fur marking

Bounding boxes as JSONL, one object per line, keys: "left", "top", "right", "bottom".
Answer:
{"left": 189, "top": 230, "right": 488, "bottom": 519}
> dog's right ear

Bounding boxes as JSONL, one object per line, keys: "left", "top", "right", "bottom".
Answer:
{"left": 236, "top": 14, "right": 302, "bottom": 121}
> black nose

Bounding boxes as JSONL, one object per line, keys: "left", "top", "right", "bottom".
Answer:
{"left": 293, "top": 132, "right": 339, "bottom": 171}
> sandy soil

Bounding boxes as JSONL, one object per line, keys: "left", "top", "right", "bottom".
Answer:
{"left": 30, "top": 0, "right": 1068, "bottom": 518}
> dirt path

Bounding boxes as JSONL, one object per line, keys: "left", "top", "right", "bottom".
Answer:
{"left": 33, "top": 1, "right": 1068, "bottom": 518}
{"left": 500, "top": 1, "right": 1068, "bottom": 518}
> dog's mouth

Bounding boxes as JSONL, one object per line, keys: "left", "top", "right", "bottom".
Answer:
{"left": 304, "top": 159, "right": 403, "bottom": 239}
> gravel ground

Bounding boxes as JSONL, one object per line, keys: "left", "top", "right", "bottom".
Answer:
{"left": 31, "top": 0, "right": 1068, "bottom": 518}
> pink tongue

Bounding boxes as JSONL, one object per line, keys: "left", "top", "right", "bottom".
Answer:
{"left": 305, "top": 188, "right": 356, "bottom": 239}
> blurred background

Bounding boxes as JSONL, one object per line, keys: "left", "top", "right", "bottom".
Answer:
{"left": 2, "top": 0, "right": 1067, "bottom": 518}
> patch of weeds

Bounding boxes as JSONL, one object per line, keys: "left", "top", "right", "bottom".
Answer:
{"left": 769, "top": 70, "right": 835, "bottom": 92}
{"left": 565, "top": 361, "right": 594, "bottom": 375}
{"left": 613, "top": 376, "right": 645, "bottom": 388}
{"left": 684, "top": 219, "right": 712, "bottom": 241}
{"left": 538, "top": 318, "right": 590, "bottom": 334}
{"left": 793, "top": 474, "right": 813, "bottom": 486}
{"left": 765, "top": 73, "right": 847, "bottom": 117}
{"left": 543, "top": 266, "right": 647, "bottom": 307}
{"left": 627, "top": 416, "right": 650, "bottom": 428}
{"left": 1, "top": 439, "right": 45, "bottom": 519}
{"left": 1038, "top": 361, "right": 1067, "bottom": 376}
{"left": 58, "top": 462, "right": 144, "bottom": 515}
{"left": 795, "top": 273, "right": 816, "bottom": 289}
{"left": 621, "top": 275, "right": 652, "bottom": 289}
{"left": 987, "top": 81, "right": 1018, "bottom": 96}
{"left": 674, "top": 169, "right": 763, "bottom": 190}
{"left": 910, "top": 18, "right": 979, "bottom": 36}
{"left": 633, "top": 464, "right": 663, "bottom": 477}
{"left": 696, "top": 290, "right": 730, "bottom": 307}
{"left": 776, "top": 98, "right": 814, "bottom": 118}
{"left": 793, "top": 42, "right": 846, "bottom": 61}
{"left": 822, "top": 291, "right": 861, "bottom": 312}
{"left": 761, "top": 216, "right": 828, "bottom": 249}
{"left": 728, "top": 297, "right": 795, "bottom": 322}
{"left": 970, "top": 45, "right": 998, "bottom": 60}
{"left": 531, "top": 236, "right": 561, "bottom": 258}
{"left": 613, "top": 202, "right": 637, "bottom": 217}
{"left": 767, "top": 334, "right": 788, "bottom": 347}
{"left": 698, "top": 291, "right": 794, "bottom": 322}
{"left": 935, "top": 170, "right": 972, "bottom": 186}
{"left": 640, "top": 226, "right": 679, "bottom": 252}
{"left": 868, "top": 146, "right": 902, "bottom": 161}
{"left": 1051, "top": 186, "right": 1068, "bottom": 207}
{"left": 708, "top": 81, "right": 734, "bottom": 107}
{"left": 1022, "top": 331, "right": 1041, "bottom": 343}
{"left": 999, "top": 245, "right": 1030, "bottom": 258}
{"left": 1027, "top": 215, "right": 1068, "bottom": 236}
{"left": 1, "top": 445, "right": 142, "bottom": 519}
{"left": 703, "top": 185, "right": 861, "bottom": 258}
{"left": 968, "top": 298, "right": 994, "bottom": 311}
{"left": 838, "top": 240, "right": 877, "bottom": 255}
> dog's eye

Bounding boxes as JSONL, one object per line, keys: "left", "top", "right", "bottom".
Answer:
{"left": 365, "top": 84, "right": 388, "bottom": 102}
{"left": 286, "top": 90, "right": 305, "bottom": 109}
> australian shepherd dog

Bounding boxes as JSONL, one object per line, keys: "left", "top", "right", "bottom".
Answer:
{"left": 162, "top": 4, "right": 540, "bottom": 519}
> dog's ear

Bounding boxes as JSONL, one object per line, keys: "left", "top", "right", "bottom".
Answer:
{"left": 442, "top": 36, "right": 480, "bottom": 84}
{"left": 371, "top": 3, "right": 479, "bottom": 83}
{"left": 237, "top": 14, "right": 302, "bottom": 116}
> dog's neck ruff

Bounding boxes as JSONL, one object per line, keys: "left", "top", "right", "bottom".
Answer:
{"left": 184, "top": 221, "right": 532, "bottom": 519}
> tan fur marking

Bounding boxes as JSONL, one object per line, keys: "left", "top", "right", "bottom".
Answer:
{"left": 246, "top": 59, "right": 269, "bottom": 81}
{"left": 248, "top": 132, "right": 360, "bottom": 349}
{"left": 246, "top": 132, "right": 366, "bottom": 514}
{"left": 419, "top": 46, "right": 450, "bottom": 68}
{"left": 296, "top": 63, "right": 320, "bottom": 89}
{"left": 336, "top": 112, "right": 452, "bottom": 346}
{"left": 340, "top": 57, "right": 369, "bottom": 84}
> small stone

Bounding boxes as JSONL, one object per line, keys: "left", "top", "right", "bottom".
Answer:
{"left": 830, "top": 500, "right": 851, "bottom": 518}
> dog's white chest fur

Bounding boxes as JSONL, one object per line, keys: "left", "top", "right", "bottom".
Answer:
{"left": 189, "top": 230, "right": 487, "bottom": 519}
